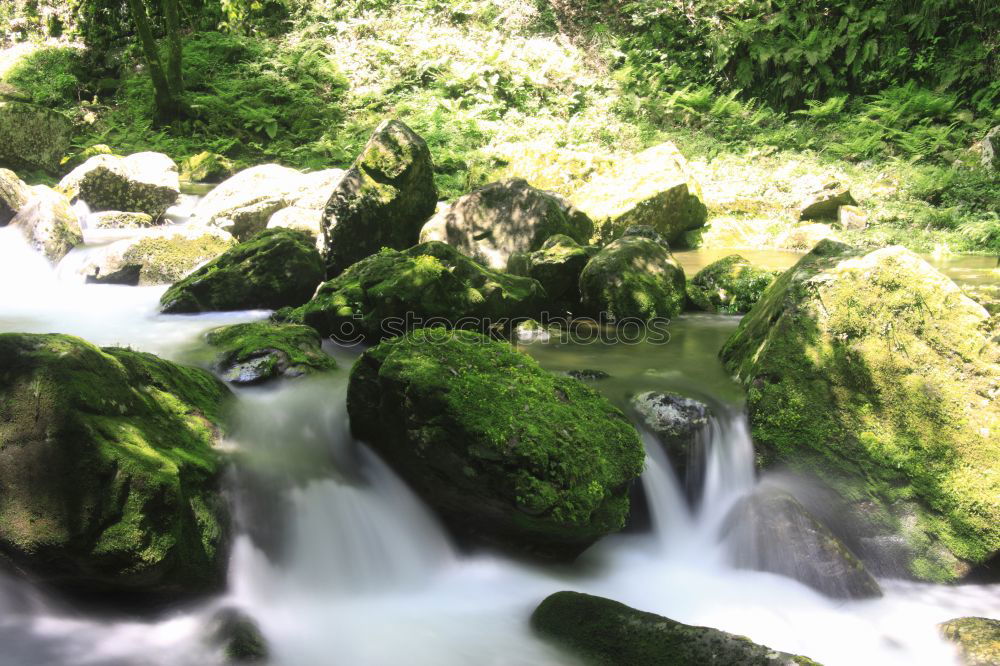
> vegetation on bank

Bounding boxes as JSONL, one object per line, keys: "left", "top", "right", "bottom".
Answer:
{"left": 0, "top": 0, "right": 998, "bottom": 255}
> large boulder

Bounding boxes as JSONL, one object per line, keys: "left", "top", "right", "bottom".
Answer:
{"left": 939, "top": 617, "right": 1000, "bottom": 666}
{"left": 0, "top": 333, "right": 232, "bottom": 597}
{"left": 348, "top": 329, "right": 644, "bottom": 560}
{"left": 579, "top": 235, "right": 686, "bottom": 321}
{"left": 720, "top": 241, "right": 1000, "bottom": 582}
{"left": 159, "top": 229, "right": 325, "bottom": 314}
{"left": 572, "top": 142, "right": 707, "bottom": 245}
{"left": 720, "top": 487, "right": 882, "bottom": 599}
{"left": 10, "top": 185, "right": 82, "bottom": 262}
{"left": 75, "top": 226, "right": 235, "bottom": 286}
{"left": 190, "top": 165, "right": 343, "bottom": 241}
{"left": 507, "top": 233, "right": 597, "bottom": 313}
{"left": 531, "top": 591, "right": 821, "bottom": 665}
{"left": 0, "top": 101, "right": 73, "bottom": 174}
{"left": 321, "top": 120, "right": 437, "bottom": 275}
{"left": 59, "top": 152, "right": 180, "bottom": 219}
{"left": 631, "top": 391, "right": 711, "bottom": 485}
{"left": 205, "top": 321, "right": 336, "bottom": 385}
{"left": 0, "top": 168, "right": 30, "bottom": 226}
{"left": 419, "top": 179, "right": 593, "bottom": 270}
{"left": 687, "top": 254, "right": 779, "bottom": 314}
{"left": 281, "top": 241, "right": 546, "bottom": 343}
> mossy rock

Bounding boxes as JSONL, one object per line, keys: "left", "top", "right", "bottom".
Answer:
{"left": 531, "top": 591, "right": 822, "bottom": 665}
{"left": 181, "top": 151, "right": 237, "bottom": 184}
{"left": 686, "top": 254, "right": 780, "bottom": 314}
{"left": 81, "top": 227, "right": 235, "bottom": 286}
{"left": 210, "top": 608, "right": 269, "bottom": 663}
{"left": 205, "top": 321, "right": 336, "bottom": 385}
{"left": 321, "top": 119, "right": 437, "bottom": 275}
{"left": 91, "top": 211, "right": 155, "bottom": 230}
{"left": 0, "top": 333, "right": 232, "bottom": 598}
{"left": 58, "top": 152, "right": 180, "bottom": 220}
{"left": 0, "top": 168, "right": 30, "bottom": 226}
{"left": 579, "top": 235, "right": 686, "bottom": 321}
{"left": 939, "top": 617, "right": 1000, "bottom": 666}
{"left": 281, "top": 241, "right": 546, "bottom": 343}
{"left": 348, "top": 329, "right": 644, "bottom": 560}
{"left": 419, "top": 179, "right": 593, "bottom": 270}
{"left": 507, "top": 234, "right": 598, "bottom": 314}
{"left": 160, "top": 228, "right": 324, "bottom": 314}
{"left": 0, "top": 101, "right": 72, "bottom": 174}
{"left": 720, "top": 240, "right": 1000, "bottom": 582}
{"left": 10, "top": 185, "right": 82, "bottom": 262}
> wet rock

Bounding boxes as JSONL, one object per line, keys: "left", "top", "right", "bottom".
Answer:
{"left": 631, "top": 391, "right": 710, "bottom": 486}
{"left": 322, "top": 119, "right": 437, "bottom": 275}
{"left": 567, "top": 369, "right": 609, "bottom": 381}
{"left": 209, "top": 608, "right": 269, "bottom": 663}
{"left": 181, "top": 151, "right": 236, "bottom": 184}
{"left": 579, "top": 235, "right": 686, "bottom": 321}
{"left": 798, "top": 182, "right": 857, "bottom": 221}
{"left": 0, "top": 101, "right": 73, "bottom": 174}
{"left": 10, "top": 185, "right": 82, "bottom": 262}
{"left": 59, "top": 152, "right": 180, "bottom": 219}
{"left": 90, "top": 210, "right": 155, "bottom": 229}
{"left": 939, "top": 616, "right": 1000, "bottom": 665}
{"left": 420, "top": 179, "right": 593, "bottom": 270}
{"left": 348, "top": 329, "right": 644, "bottom": 560}
{"left": 507, "top": 234, "right": 597, "bottom": 313}
{"left": 531, "top": 591, "right": 822, "bottom": 665}
{"left": 0, "top": 333, "right": 231, "bottom": 598}
{"left": 686, "top": 254, "right": 779, "bottom": 314}
{"left": 160, "top": 228, "right": 324, "bottom": 313}
{"left": 205, "top": 321, "right": 336, "bottom": 385}
{"left": 0, "top": 168, "right": 30, "bottom": 226}
{"left": 720, "top": 487, "right": 882, "bottom": 599}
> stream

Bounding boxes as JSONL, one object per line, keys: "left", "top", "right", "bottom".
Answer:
{"left": 0, "top": 206, "right": 998, "bottom": 665}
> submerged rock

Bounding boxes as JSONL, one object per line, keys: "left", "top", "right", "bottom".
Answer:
{"left": 939, "top": 616, "right": 1000, "bottom": 666}
{"left": 209, "top": 608, "right": 269, "bottom": 663}
{"left": 0, "top": 333, "right": 231, "bottom": 597}
{"left": 420, "top": 179, "right": 593, "bottom": 270}
{"left": 573, "top": 142, "right": 707, "bottom": 245}
{"left": 348, "top": 329, "right": 644, "bottom": 560}
{"left": 720, "top": 487, "right": 882, "bottom": 599}
{"left": 531, "top": 591, "right": 822, "bottom": 665}
{"left": 507, "top": 234, "right": 598, "bottom": 313}
{"left": 205, "top": 321, "right": 336, "bottom": 385}
{"left": 0, "top": 101, "right": 73, "bottom": 174}
{"left": 721, "top": 240, "right": 1000, "bottom": 582}
{"left": 10, "top": 185, "right": 83, "bottom": 262}
{"left": 281, "top": 241, "right": 545, "bottom": 343}
{"left": 59, "top": 152, "right": 180, "bottom": 219}
{"left": 0, "top": 168, "right": 30, "bottom": 226}
{"left": 579, "top": 235, "right": 686, "bottom": 321}
{"left": 631, "top": 391, "right": 711, "bottom": 484}
{"left": 322, "top": 119, "right": 437, "bottom": 275}
{"left": 160, "top": 229, "right": 324, "bottom": 314}
{"left": 686, "top": 254, "right": 779, "bottom": 314}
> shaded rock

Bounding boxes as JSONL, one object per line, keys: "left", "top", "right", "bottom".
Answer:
{"left": 837, "top": 205, "right": 867, "bottom": 230}
{"left": 579, "top": 235, "right": 686, "bottom": 321}
{"left": 799, "top": 183, "right": 857, "bottom": 221}
{"left": 573, "top": 142, "right": 707, "bottom": 245}
{"left": 209, "top": 608, "right": 269, "bottom": 663}
{"left": 622, "top": 223, "right": 670, "bottom": 246}
{"left": 686, "top": 254, "right": 779, "bottom": 314}
{"left": 76, "top": 226, "right": 235, "bottom": 286}
{"left": 531, "top": 591, "right": 822, "bottom": 665}
{"left": 0, "top": 101, "right": 72, "bottom": 173}
{"left": 721, "top": 241, "right": 1000, "bottom": 582}
{"left": 90, "top": 210, "right": 155, "bottom": 229}
{"left": 348, "top": 329, "right": 644, "bottom": 560}
{"left": 567, "top": 369, "right": 609, "bottom": 381}
{"left": 939, "top": 616, "right": 1000, "bottom": 666}
{"left": 181, "top": 151, "right": 236, "bottom": 184}
{"left": 0, "top": 168, "right": 30, "bottom": 226}
{"left": 507, "top": 234, "right": 597, "bottom": 313}
{"left": 0, "top": 333, "right": 231, "bottom": 597}
{"left": 281, "top": 241, "right": 545, "bottom": 343}
{"left": 322, "top": 119, "right": 437, "bottom": 275}
{"left": 982, "top": 126, "right": 1000, "bottom": 171}
{"left": 59, "top": 152, "right": 180, "bottom": 219}
{"left": 720, "top": 487, "right": 882, "bottom": 599}
{"left": 160, "top": 229, "right": 324, "bottom": 313}
{"left": 205, "top": 321, "right": 336, "bottom": 385}
{"left": 631, "top": 391, "right": 710, "bottom": 483}
{"left": 420, "top": 179, "right": 593, "bottom": 270}
{"left": 10, "top": 185, "right": 82, "bottom": 262}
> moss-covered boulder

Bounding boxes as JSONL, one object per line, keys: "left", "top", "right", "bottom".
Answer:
{"left": 348, "top": 329, "right": 644, "bottom": 560}
{"left": 77, "top": 226, "right": 235, "bottom": 286}
{"left": 91, "top": 210, "right": 155, "bottom": 229}
{"left": 720, "top": 241, "right": 1000, "bottom": 582}
{"left": 180, "top": 151, "right": 236, "bottom": 184}
{"left": 210, "top": 608, "right": 269, "bottom": 663}
{"left": 0, "top": 333, "right": 232, "bottom": 597}
{"left": 939, "top": 617, "right": 1000, "bottom": 666}
{"left": 579, "top": 235, "right": 686, "bottom": 321}
{"left": 687, "top": 254, "right": 779, "bottom": 314}
{"left": 205, "top": 321, "right": 336, "bottom": 385}
{"left": 531, "top": 591, "right": 822, "bottom": 665}
{"left": 721, "top": 488, "right": 882, "bottom": 599}
{"left": 322, "top": 120, "right": 437, "bottom": 275}
{"left": 419, "top": 179, "right": 593, "bottom": 270}
{"left": 59, "top": 152, "right": 180, "bottom": 220}
{"left": 0, "top": 101, "right": 72, "bottom": 174}
{"left": 0, "top": 168, "right": 30, "bottom": 226}
{"left": 573, "top": 142, "right": 707, "bottom": 246}
{"left": 160, "top": 229, "right": 324, "bottom": 314}
{"left": 10, "top": 185, "right": 82, "bottom": 262}
{"left": 282, "top": 241, "right": 546, "bottom": 343}
{"left": 507, "top": 234, "right": 598, "bottom": 313}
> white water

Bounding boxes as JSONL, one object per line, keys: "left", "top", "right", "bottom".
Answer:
{"left": 0, "top": 226, "right": 998, "bottom": 666}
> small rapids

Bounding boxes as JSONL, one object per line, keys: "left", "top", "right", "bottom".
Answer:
{"left": 0, "top": 225, "right": 997, "bottom": 665}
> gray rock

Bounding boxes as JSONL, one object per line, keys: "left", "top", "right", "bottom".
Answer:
{"left": 631, "top": 391, "right": 711, "bottom": 483}
{"left": 0, "top": 101, "right": 73, "bottom": 174}
{"left": 982, "top": 125, "right": 1000, "bottom": 171}
{"left": 10, "top": 185, "right": 82, "bottom": 262}
{"left": 0, "top": 168, "right": 30, "bottom": 226}
{"left": 799, "top": 182, "right": 857, "bottom": 221}
{"left": 59, "top": 152, "right": 180, "bottom": 219}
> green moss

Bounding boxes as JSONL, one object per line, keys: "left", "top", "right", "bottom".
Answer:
{"left": 939, "top": 617, "right": 1000, "bottom": 666}
{"left": 507, "top": 234, "right": 598, "bottom": 312}
{"left": 347, "top": 328, "right": 644, "bottom": 559}
{"left": 205, "top": 321, "right": 336, "bottom": 384}
{"left": 122, "top": 232, "right": 235, "bottom": 285}
{"left": 686, "top": 254, "right": 779, "bottom": 314}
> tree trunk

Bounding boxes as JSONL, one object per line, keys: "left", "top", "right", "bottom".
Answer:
{"left": 163, "top": 0, "right": 183, "bottom": 96}
{"left": 125, "top": 0, "right": 179, "bottom": 122}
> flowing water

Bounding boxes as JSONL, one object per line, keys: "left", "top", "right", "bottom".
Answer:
{"left": 0, "top": 223, "right": 998, "bottom": 665}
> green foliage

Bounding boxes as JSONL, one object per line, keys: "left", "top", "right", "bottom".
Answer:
{"left": 3, "top": 46, "right": 86, "bottom": 107}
